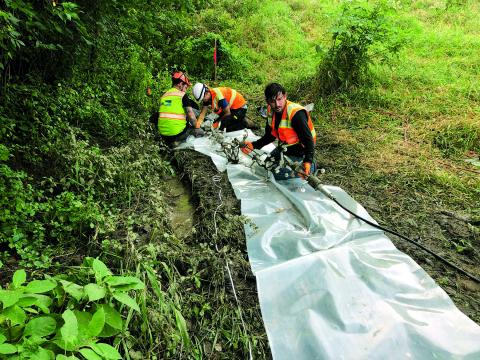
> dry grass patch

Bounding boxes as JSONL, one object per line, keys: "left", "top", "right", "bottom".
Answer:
{"left": 360, "top": 140, "right": 414, "bottom": 174}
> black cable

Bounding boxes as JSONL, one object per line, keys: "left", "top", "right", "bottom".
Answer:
{"left": 329, "top": 192, "right": 480, "bottom": 284}
{"left": 279, "top": 153, "right": 480, "bottom": 284}
{"left": 275, "top": 153, "right": 480, "bottom": 284}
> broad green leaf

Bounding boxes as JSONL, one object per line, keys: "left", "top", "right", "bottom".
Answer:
{"left": 60, "top": 309, "right": 78, "bottom": 344}
{"left": 24, "top": 335, "right": 46, "bottom": 346}
{"left": 17, "top": 294, "right": 52, "bottom": 314}
{"left": 24, "top": 316, "right": 57, "bottom": 337}
{"left": 79, "top": 348, "right": 102, "bottom": 360}
{"left": 0, "top": 343, "right": 17, "bottom": 354}
{"left": 0, "top": 290, "right": 21, "bottom": 308}
{"left": 105, "top": 276, "right": 145, "bottom": 291}
{"left": 53, "top": 339, "right": 77, "bottom": 352}
{"left": 56, "top": 354, "right": 80, "bottom": 359}
{"left": 3, "top": 305, "right": 26, "bottom": 325}
{"left": 92, "top": 258, "right": 111, "bottom": 281}
{"left": 12, "top": 269, "right": 27, "bottom": 288}
{"left": 74, "top": 310, "right": 92, "bottom": 343}
{"left": 32, "top": 346, "right": 54, "bottom": 360}
{"left": 98, "top": 324, "right": 120, "bottom": 338}
{"left": 90, "top": 343, "right": 121, "bottom": 359}
{"left": 60, "top": 280, "right": 84, "bottom": 301}
{"left": 98, "top": 304, "right": 122, "bottom": 330}
{"left": 25, "top": 279, "right": 57, "bottom": 294}
{"left": 84, "top": 284, "right": 106, "bottom": 302}
{"left": 88, "top": 307, "right": 105, "bottom": 337}
{"left": 174, "top": 308, "right": 190, "bottom": 347}
{"left": 17, "top": 295, "right": 37, "bottom": 307}
{"left": 113, "top": 293, "right": 140, "bottom": 312}
{"left": 23, "top": 307, "right": 39, "bottom": 315}
{"left": 0, "top": 334, "right": 5, "bottom": 344}
{"left": 30, "top": 294, "right": 53, "bottom": 314}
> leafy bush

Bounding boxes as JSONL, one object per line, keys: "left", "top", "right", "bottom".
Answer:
{"left": 316, "top": 0, "right": 405, "bottom": 95}
{"left": 54, "top": 132, "right": 173, "bottom": 204}
{"left": 0, "top": 258, "right": 144, "bottom": 359}
{"left": 0, "top": 0, "right": 88, "bottom": 80}
{"left": 0, "top": 162, "right": 51, "bottom": 268}
{"left": 0, "top": 159, "right": 108, "bottom": 268}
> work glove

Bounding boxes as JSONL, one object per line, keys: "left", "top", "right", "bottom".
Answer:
{"left": 193, "top": 128, "right": 204, "bottom": 137}
{"left": 241, "top": 141, "right": 254, "bottom": 155}
{"left": 300, "top": 162, "right": 311, "bottom": 179}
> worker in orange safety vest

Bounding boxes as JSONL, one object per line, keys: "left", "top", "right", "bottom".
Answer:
{"left": 192, "top": 83, "right": 256, "bottom": 132}
{"left": 240, "top": 83, "right": 317, "bottom": 180}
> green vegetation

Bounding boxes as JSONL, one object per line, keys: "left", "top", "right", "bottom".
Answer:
{"left": 0, "top": 258, "right": 143, "bottom": 359}
{"left": 1, "top": 0, "right": 479, "bottom": 358}
{"left": 316, "top": 0, "right": 405, "bottom": 95}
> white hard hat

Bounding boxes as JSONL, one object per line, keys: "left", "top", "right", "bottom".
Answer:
{"left": 192, "top": 83, "right": 207, "bottom": 102}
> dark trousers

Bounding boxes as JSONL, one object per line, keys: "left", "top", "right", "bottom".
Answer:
{"left": 218, "top": 107, "right": 248, "bottom": 132}
{"left": 161, "top": 125, "right": 201, "bottom": 146}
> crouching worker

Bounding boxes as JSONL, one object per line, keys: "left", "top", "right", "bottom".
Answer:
{"left": 240, "top": 83, "right": 316, "bottom": 180}
{"left": 192, "top": 83, "right": 255, "bottom": 132}
{"left": 158, "top": 72, "right": 204, "bottom": 146}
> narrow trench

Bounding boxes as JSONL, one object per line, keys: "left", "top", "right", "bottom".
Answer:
{"left": 164, "top": 177, "right": 195, "bottom": 240}
{"left": 169, "top": 152, "right": 275, "bottom": 358}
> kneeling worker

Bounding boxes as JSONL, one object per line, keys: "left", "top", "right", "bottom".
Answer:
{"left": 192, "top": 83, "right": 252, "bottom": 132}
{"left": 158, "top": 72, "right": 204, "bottom": 145}
{"left": 241, "top": 83, "right": 316, "bottom": 180}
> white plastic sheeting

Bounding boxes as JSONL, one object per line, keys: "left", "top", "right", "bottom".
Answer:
{"left": 178, "top": 131, "right": 480, "bottom": 359}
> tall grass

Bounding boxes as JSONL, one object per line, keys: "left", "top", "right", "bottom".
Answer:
{"left": 195, "top": 0, "right": 328, "bottom": 96}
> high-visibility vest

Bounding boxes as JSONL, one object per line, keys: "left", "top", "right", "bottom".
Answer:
{"left": 209, "top": 87, "right": 246, "bottom": 114}
{"left": 267, "top": 100, "right": 316, "bottom": 146}
{"left": 158, "top": 88, "right": 187, "bottom": 136}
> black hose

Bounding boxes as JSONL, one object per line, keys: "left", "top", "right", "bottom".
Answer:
{"left": 328, "top": 192, "right": 480, "bottom": 284}
{"left": 234, "top": 140, "right": 480, "bottom": 283}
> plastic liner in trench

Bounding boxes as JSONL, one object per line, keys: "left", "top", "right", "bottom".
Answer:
{"left": 177, "top": 131, "right": 480, "bottom": 359}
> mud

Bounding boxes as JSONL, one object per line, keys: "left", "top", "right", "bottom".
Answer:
{"left": 164, "top": 177, "right": 195, "bottom": 240}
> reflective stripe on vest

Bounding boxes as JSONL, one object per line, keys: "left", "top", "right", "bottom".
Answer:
{"left": 267, "top": 100, "right": 316, "bottom": 146}
{"left": 210, "top": 87, "right": 246, "bottom": 114}
{"left": 228, "top": 89, "right": 237, "bottom": 108}
{"left": 158, "top": 87, "right": 187, "bottom": 136}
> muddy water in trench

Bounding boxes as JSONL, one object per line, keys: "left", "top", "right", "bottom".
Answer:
{"left": 165, "top": 178, "right": 195, "bottom": 239}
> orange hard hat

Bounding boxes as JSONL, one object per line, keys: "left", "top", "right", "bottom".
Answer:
{"left": 172, "top": 71, "right": 191, "bottom": 86}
